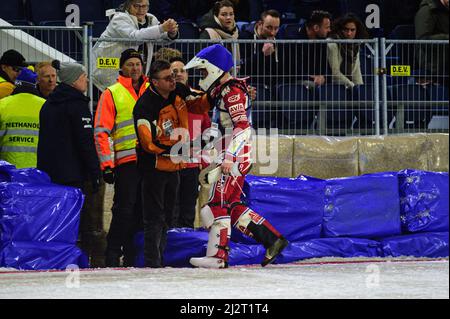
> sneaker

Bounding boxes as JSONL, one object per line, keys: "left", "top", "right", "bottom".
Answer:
{"left": 190, "top": 256, "right": 228, "bottom": 269}
{"left": 261, "top": 237, "right": 289, "bottom": 267}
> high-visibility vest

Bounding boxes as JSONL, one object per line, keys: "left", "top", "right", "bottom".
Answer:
{"left": 0, "top": 93, "right": 45, "bottom": 168}
{"left": 108, "top": 82, "right": 145, "bottom": 160}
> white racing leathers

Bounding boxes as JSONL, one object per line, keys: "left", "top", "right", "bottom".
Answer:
{"left": 190, "top": 78, "right": 287, "bottom": 269}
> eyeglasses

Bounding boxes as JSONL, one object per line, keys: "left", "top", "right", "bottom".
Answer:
{"left": 155, "top": 74, "right": 176, "bottom": 82}
{"left": 11, "top": 66, "right": 23, "bottom": 72}
{"left": 132, "top": 3, "right": 149, "bottom": 10}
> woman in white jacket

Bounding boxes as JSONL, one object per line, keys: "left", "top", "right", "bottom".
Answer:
{"left": 327, "top": 14, "right": 370, "bottom": 88}
{"left": 92, "top": 0, "right": 179, "bottom": 91}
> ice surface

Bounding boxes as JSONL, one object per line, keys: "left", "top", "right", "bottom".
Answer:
{"left": 0, "top": 257, "right": 448, "bottom": 299}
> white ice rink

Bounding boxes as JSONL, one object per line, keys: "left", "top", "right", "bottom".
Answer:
{"left": 0, "top": 257, "right": 448, "bottom": 299}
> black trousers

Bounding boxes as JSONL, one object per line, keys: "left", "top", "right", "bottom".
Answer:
{"left": 106, "top": 162, "right": 142, "bottom": 265}
{"left": 174, "top": 167, "right": 200, "bottom": 228}
{"left": 142, "top": 169, "right": 179, "bottom": 268}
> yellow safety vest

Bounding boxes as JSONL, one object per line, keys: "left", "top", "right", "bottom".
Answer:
{"left": 108, "top": 82, "right": 147, "bottom": 161}
{"left": 0, "top": 93, "right": 45, "bottom": 168}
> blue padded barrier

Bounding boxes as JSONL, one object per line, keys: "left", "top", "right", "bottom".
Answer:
{"left": 0, "top": 166, "right": 51, "bottom": 184}
{"left": 275, "top": 238, "right": 381, "bottom": 264}
{"left": 0, "top": 241, "right": 88, "bottom": 270}
{"left": 323, "top": 172, "right": 402, "bottom": 239}
{"left": 238, "top": 175, "right": 325, "bottom": 244}
{"left": 381, "top": 232, "right": 449, "bottom": 258}
{"left": 0, "top": 182, "right": 84, "bottom": 243}
{"left": 398, "top": 169, "right": 449, "bottom": 233}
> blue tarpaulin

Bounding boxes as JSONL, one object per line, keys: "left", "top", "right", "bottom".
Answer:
{"left": 323, "top": 172, "right": 402, "bottom": 239}
{"left": 0, "top": 182, "right": 84, "bottom": 243}
{"left": 398, "top": 170, "right": 449, "bottom": 233}
{"left": 0, "top": 241, "right": 88, "bottom": 270}
{"left": 238, "top": 175, "right": 325, "bottom": 244}
{"left": 381, "top": 232, "right": 449, "bottom": 258}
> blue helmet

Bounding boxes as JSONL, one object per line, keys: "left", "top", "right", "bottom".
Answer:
{"left": 184, "top": 44, "right": 234, "bottom": 91}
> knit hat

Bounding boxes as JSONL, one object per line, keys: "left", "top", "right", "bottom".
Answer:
{"left": 16, "top": 67, "right": 37, "bottom": 84}
{"left": 120, "top": 49, "right": 144, "bottom": 68}
{"left": 0, "top": 49, "right": 28, "bottom": 67}
{"left": 52, "top": 60, "right": 86, "bottom": 85}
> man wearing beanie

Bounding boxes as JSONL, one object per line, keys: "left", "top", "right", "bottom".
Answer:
{"left": 0, "top": 68, "right": 45, "bottom": 168}
{"left": 37, "top": 60, "right": 101, "bottom": 210}
{"left": 94, "top": 49, "right": 148, "bottom": 267}
{"left": 0, "top": 49, "right": 28, "bottom": 99}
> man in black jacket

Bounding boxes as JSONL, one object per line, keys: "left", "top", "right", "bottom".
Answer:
{"left": 37, "top": 61, "right": 100, "bottom": 192}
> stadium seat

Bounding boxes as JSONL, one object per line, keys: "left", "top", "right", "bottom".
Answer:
{"left": 387, "top": 24, "right": 415, "bottom": 40}
{"left": 29, "top": 0, "right": 66, "bottom": 25}
{"left": 236, "top": 21, "right": 249, "bottom": 32}
{"left": 90, "top": 20, "right": 109, "bottom": 38}
{"left": 388, "top": 84, "right": 430, "bottom": 129}
{"left": 178, "top": 22, "right": 200, "bottom": 39}
{"left": 277, "top": 83, "right": 318, "bottom": 130}
{"left": 318, "top": 84, "right": 356, "bottom": 130}
{"left": 70, "top": 0, "right": 107, "bottom": 22}
{"left": 278, "top": 23, "right": 302, "bottom": 40}
{"left": 0, "top": 0, "right": 26, "bottom": 21}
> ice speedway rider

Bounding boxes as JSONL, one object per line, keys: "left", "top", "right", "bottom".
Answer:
{"left": 184, "top": 44, "right": 288, "bottom": 269}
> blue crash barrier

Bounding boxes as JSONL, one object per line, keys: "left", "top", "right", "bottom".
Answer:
{"left": 236, "top": 175, "right": 325, "bottom": 244}
{"left": 275, "top": 237, "right": 381, "bottom": 264}
{"left": 0, "top": 182, "right": 84, "bottom": 243}
{"left": 0, "top": 165, "right": 86, "bottom": 270}
{"left": 0, "top": 241, "right": 88, "bottom": 270}
{"left": 381, "top": 232, "right": 449, "bottom": 258}
{"left": 323, "top": 172, "right": 402, "bottom": 238}
{"left": 1, "top": 167, "right": 448, "bottom": 270}
{"left": 0, "top": 166, "right": 51, "bottom": 184}
{"left": 398, "top": 170, "right": 449, "bottom": 233}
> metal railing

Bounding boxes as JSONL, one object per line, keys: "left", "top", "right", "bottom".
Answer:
{"left": 1, "top": 24, "right": 447, "bottom": 136}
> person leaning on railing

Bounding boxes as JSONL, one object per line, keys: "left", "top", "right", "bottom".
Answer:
{"left": 327, "top": 13, "right": 370, "bottom": 89}
{"left": 92, "top": 0, "right": 179, "bottom": 91}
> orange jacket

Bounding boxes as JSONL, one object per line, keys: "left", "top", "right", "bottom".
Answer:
{"left": 94, "top": 74, "right": 148, "bottom": 170}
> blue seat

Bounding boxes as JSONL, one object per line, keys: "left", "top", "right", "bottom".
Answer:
{"left": 178, "top": 22, "right": 200, "bottom": 39}
{"left": 388, "top": 84, "right": 431, "bottom": 129}
{"left": 318, "top": 84, "right": 357, "bottom": 130}
{"left": 90, "top": 20, "right": 109, "bottom": 38}
{"left": 388, "top": 24, "right": 415, "bottom": 40}
{"left": 236, "top": 21, "right": 249, "bottom": 32}
{"left": 70, "top": 0, "right": 106, "bottom": 22}
{"left": 29, "top": 0, "right": 66, "bottom": 24}
{"left": 0, "top": 0, "right": 25, "bottom": 21}
{"left": 277, "top": 83, "right": 318, "bottom": 129}
{"left": 278, "top": 24, "right": 302, "bottom": 40}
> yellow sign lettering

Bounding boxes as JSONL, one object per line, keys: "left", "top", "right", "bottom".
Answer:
{"left": 391, "top": 65, "right": 411, "bottom": 76}
{"left": 97, "top": 57, "right": 120, "bottom": 69}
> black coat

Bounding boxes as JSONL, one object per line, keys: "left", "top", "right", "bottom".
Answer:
{"left": 37, "top": 83, "right": 100, "bottom": 185}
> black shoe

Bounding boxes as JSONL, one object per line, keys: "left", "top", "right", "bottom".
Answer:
{"left": 261, "top": 237, "right": 289, "bottom": 267}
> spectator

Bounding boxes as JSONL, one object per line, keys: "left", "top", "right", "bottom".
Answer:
{"left": 240, "top": 9, "right": 281, "bottom": 93}
{"left": 133, "top": 60, "right": 210, "bottom": 267}
{"left": 199, "top": 0, "right": 240, "bottom": 70}
{"left": 92, "top": 0, "right": 179, "bottom": 91}
{"left": 37, "top": 61, "right": 100, "bottom": 193}
{"left": 292, "top": 10, "right": 332, "bottom": 87}
{"left": 94, "top": 49, "right": 149, "bottom": 267}
{"left": 0, "top": 68, "right": 45, "bottom": 168}
{"left": 35, "top": 62, "right": 57, "bottom": 99}
{"left": 0, "top": 50, "right": 28, "bottom": 99}
{"left": 327, "top": 13, "right": 369, "bottom": 88}
{"left": 415, "top": 0, "right": 449, "bottom": 85}
{"left": 170, "top": 56, "right": 212, "bottom": 228}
